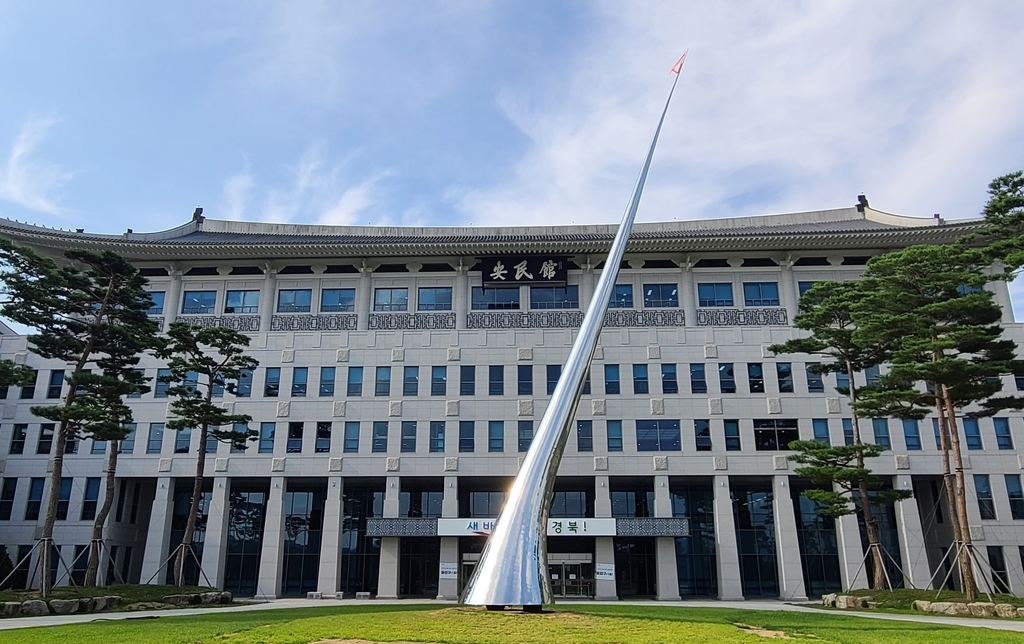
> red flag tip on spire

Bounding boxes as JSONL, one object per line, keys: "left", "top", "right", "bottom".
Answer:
{"left": 670, "top": 50, "right": 688, "bottom": 74}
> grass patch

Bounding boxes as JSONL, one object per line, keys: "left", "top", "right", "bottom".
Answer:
{"left": 1, "top": 603, "right": 1022, "bottom": 644}
{"left": 842, "top": 588, "right": 1024, "bottom": 610}
{"left": 0, "top": 583, "right": 219, "bottom": 605}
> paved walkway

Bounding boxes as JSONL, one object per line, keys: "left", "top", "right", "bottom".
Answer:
{"left": 1, "top": 597, "right": 1023, "bottom": 633}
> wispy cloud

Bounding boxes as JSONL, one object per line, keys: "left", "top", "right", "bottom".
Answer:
{"left": 0, "top": 117, "right": 72, "bottom": 216}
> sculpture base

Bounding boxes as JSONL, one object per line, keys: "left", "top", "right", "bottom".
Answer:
{"left": 482, "top": 604, "right": 544, "bottom": 613}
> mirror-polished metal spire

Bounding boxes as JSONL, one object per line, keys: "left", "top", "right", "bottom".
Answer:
{"left": 462, "top": 56, "right": 687, "bottom": 609}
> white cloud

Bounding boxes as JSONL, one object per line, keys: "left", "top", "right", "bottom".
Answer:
{"left": 221, "top": 160, "right": 253, "bottom": 222}
{"left": 318, "top": 173, "right": 388, "bottom": 226}
{"left": 0, "top": 117, "right": 72, "bottom": 216}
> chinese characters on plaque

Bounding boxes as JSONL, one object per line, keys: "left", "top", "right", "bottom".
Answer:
{"left": 479, "top": 257, "right": 569, "bottom": 287}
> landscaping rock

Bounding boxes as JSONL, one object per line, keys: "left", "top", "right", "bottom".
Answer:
{"left": 912, "top": 600, "right": 932, "bottom": 612}
{"left": 994, "top": 604, "right": 1017, "bottom": 618}
{"left": 821, "top": 593, "right": 837, "bottom": 607}
{"left": 48, "top": 599, "right": 79, "bottom": 615}
{"left": 20, "top": 600, "right": 49, "bottom": 616}
{"left": 848, "top": 596, "right": 873, "bottom": 609}
{"left": 162, "top": 594, "right": 200, "bottom": 606}
{"left": 929, "top": 602, "right": 955, "bottom": 614}
{"left": 1017, "top": 607, "right": 1024, "bottom": 619}
{"left": 834, "top": 595, "right": 850, "bottom": 609}
{"left": 92, "top": 596, "right": 108, "bottom": 611}
{"left": 1, "top": 602, "right": 21, "bottom": 617}
{"left": 78, "top": 598, "right": 95, "bottom": 613}
{"left": 218, "top": 591, "right": 232, "bottom": 604}
{"left": 942, "top": 603, "right": 971, "bottom": 616}
{"left": 865, "top": 602, "right": 878, "bottom": 609}
{"left": 199, "top": 592, "right": 221, "bottom": 605}
{"left": 968, "top": 602, "right": 995, "bottom": 617}
{"left": 105, "top": 596, "right": 121, "bottom": 609}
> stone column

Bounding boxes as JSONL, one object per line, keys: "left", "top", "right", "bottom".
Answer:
{"left": 436, "top": 476, "right": 460, "bottom": 600}
{"left": 358, "top": 265, "right": 373, "bottom": 331}
{"left": 652, "top": 475, "right": 681, "bottom": 600}
{"left": 260, "top": 267, "right": 277, "bottom": 333}
{"left": 376, "top": 538, "right": 401, "bottom": 599}
{"left": 139, "top": 476, "right": 174, "bottom": 584}
{"left": 163, "top": 269, "right": 183, "bottom": 332}
{"left": 383, "top": 476, "right": 401, "bottom": 518}
{"left": 317, "top": 476, "right": 344, "bottom": 595}
{"left": 779, "top": 259, "right": 797, "bottom": 323}
{"left": 836, "top": 513, "right": 869, "bottom": 591}
{"left": 893, "top": 474, "right": 932, "bottom": 589}
{"left": 712, "top": 475, "right": 744, "bottom": 600}
{"left": 255, "top": 476, "right": 287, "bottom": 599}
{"left": 454, "top": 262, "right": 469, "bottom": 330}
{"left": 680, "top": 260, "right": 696, "bottom": 328}
{"left": 594, "top": 537, "right": 618, "bottom": 600}
{"left": 199, "top": 476, "right": 231, "bottom": 589}
{"left": 772, "top": 475, "right": 808, "bottom": 601}
{"left": 594, "top": 475, "right": 611, "bottom": 518}
{"left": 579, "top": 259, "right": 595, "bottom": 310}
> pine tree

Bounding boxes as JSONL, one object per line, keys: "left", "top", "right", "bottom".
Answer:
{"left": 971, "top": 170, "right": 1024, "bottom": 269}
{"left": 157, "top": 323, "right": 258, "bottom": 587}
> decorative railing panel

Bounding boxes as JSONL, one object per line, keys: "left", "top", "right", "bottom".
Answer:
{"left": 271, "top": 314, "right": 357, "bottom": 331}
{"left": 368, "top": 312, "right": 456, "bottom": 330}
{"left": 366, "top": 518, "right": 438, "bottom": 537}
{"left": 695, "top": 308, "right": 788, "bottom": 327}
{"left": 469, "top": 309, "right": 686, "bottom": 329}
{"left": 615, "top": 517, "right": 690, "bottom": 537}
{"left": 604, "top": 309, "right": 685, "bottom": 327}
{"left": 176, "top": 315, "right": 260, "bottom": 332}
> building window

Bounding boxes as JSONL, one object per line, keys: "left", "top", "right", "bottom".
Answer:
{"left": 19, "top": 370, "right": 36, "bottom": 399}
{"left": 806, "top": 364, "right": 824, "bottom": 393}
{"left": 37, "top": 424, "right": 54, "bottom": 454}
{"left": 1005, "top": 475, "right": 1024, "bottom": 520}
{"left": 988, "top": 546, "right": 1011, "bottom": 594}
{"left": 56, "top": 478, "right": 72, "bottom": 520}
{"left": 460, "top": 365, "right": 475, "bottom": 396}
{"left": 643, "top": 283, "right": 678, "bottom": 308}
{"left": 277, "top": 289, "right": 312, "bottom": 312}
{"left": 173, "top": 427, "right": 192, "bottom": 454}
{"left": 609, "top": 284, "right": 633, "bottom": 308}
{"left": 633, "top": 365, "right": 649, "bottom": 394}
{"left": 25, "top": 478, "right": 44, "bottom": 521}
{"left": 81, "top": 478, "right": 101, "bottom": 521}
{"left": 812, "top": 419, "right": 830, "bottom": 445}
{"left": 872, "top": 419, "right": 891, "bottom": 450}
{"left": 636, "top": 419, "right": 681, "bottom": 451}
{"left": 154, "top": 368, "right": 171, "bottom": 398}
{"left": 401, "top": 421, "right": 417, "bottom": 453}
{"left": 372, "top": 422, "right": 388, "bottom": 453}
{"left": 694, "top": 419, "right": 712, "bottom": 451}
{"left": 864, "top": 365, "right": 880, "bottom": 386}
{"left": 753, "top": 419, "right": 799, "bottom": 450}
{"left": 317, "top": 367, "right": 335, "bottom": 397}
{"left": 583, "top": 371, "right": 591, "bottom": 395}
{"left": 343, "top": 422, "right": 359, "bottom": 453}
{"left": 719, "top": 363, "right": 736, "bottom": 393}
{"left": 546, "top": 365, "right": 560, "bottom": 395}
{"left": 291, "top": 367, "right": 308, "bottom": 397}
{"left": 264, "top": 367, "right": 281, "bottom": 397}
{"left": 225, "top": 290, "right": 259, "bottom": 313}
{"left": 842, "top": 419, "right": 854, "bottom": 446}
{"left": 530, "top": 285, "right": 579, "bottom": 309}
{"left": 431, "top": 366, "right": 447, "bottom": 396}
{"left": 963, "top": 418, "right": 983, "bottom": 450}
{"left": 488, "top": 365, "right": 503, "bottom": 396}
{"left": 577, "top": 420, "right": 593, "bottom": 452}
{"left": 286, "top": 422, "right": 303, "bottom": 453}
{"left": 347, "top": 367, "right": 363, "bottom": 396}
{"left": 994, "top": 418, "right": 1014, "bottom": 450}
{"left": 121, "top": 424, "right": 137, "bottom": 453}
{"left": 254, "top": 421, "right": 272, "bottom": 452}
{"left": 374, "top": 288, "right": 409, "bottom": 311}
{"left": 147, "top": 291, "right": 165, "bottom": 315}
{"left": 690, "top": 364, "right": 707, "bottom": 394}
{"left": 724, "top": 419, "right": 741, "bottom": 451}
{"left": 375, "top": 366, "right": 391, "bottom": 397}
{"left": 403, "top": 366, "right": 419, "bottom": 396}
{"left": 46, "top": 370, "right": 64, "bottom": 399}
{"left": 471, "top": 286, "right": 520, "bottom": 310}
{"left": 429, "top": 421, "right": 445, "bottom": 453}
{"left": 697, "top": 283, "right": 733, "bottom": 307}
{"left": 458, "top": 421, "right": 474, "bottom": 453}
{"left": 488, "top": 421, "right": 504, "bottom": 452}
{"left": 234, "top": 369, "right": 252, "bottom": 398}
{"left": 611, "top": 480, "right": 654, "bottom": 518}
{"left": 776, "top": 363, "right": 793, "bottom": 393}
{"left": 147, "top": 423, "right": 164, "bottom": 454}
{"left": 604, "top": 364, "right": 620, "bottom": 395}
{"left": 798, "top": 281, "right": 816, "bottom": 297}
{"left": 743, "top": 282, "right": 779, "bottom": 306}
{"left": 418, "top": 287, "right": 452, "bottom": 311}
{"left": 181, "top": 290, "right": 216, "bottom": 314}
{"left": 974, "top": 474, "right": 996, "bottom": 520}
{"left": 902, "top": 419, "right": 922, "bottom": 450}
{"left": 8, "top": 423, "right": 25, "bottom": 454}
{"left": 1016, "top": 373, "right": 1024, "bottom": 391}
{"left": 518, "top": 421, "right": 533, "bottom": 452}
{"left": 607, "top": 420, "right": 623, "bottom": 452}
{"left": 127, "top": 368, "right": 144, "bottom": 398}
{"left": 0, "top": 478, "right": 16, "bottom": 521}
{"left": 91, "top": 438, "right": 106, "bottom": 454}
{"left": 321, "top": 288, "right": 356, "bottom": 312}
{"left": 661, "top": 364, "right": 678, "bottom": 394}
{"left": 314, "top": 422, "right": 331, "bottom": 453}
{"left": 747, "top": 363, "right": 764, "bottom": 393}
{"left": 836, "top": 370, "right": 850, "bottom": 392}
{"left": 516, "top": 365, "right": 533, "bottom": 396}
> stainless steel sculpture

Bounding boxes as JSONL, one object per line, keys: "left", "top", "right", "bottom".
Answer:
{"left": 462, "top": 55, "right": 687, "bottom": 609}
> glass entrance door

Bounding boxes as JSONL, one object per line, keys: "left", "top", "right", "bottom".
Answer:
{"left": 548, "top": 562, "right": 593, "bottom": 597}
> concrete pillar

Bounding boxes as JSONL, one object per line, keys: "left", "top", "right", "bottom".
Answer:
{"left": 200, "top": 476, "right": 231, "bottom": 588}
{"left": 255, "top": 476, "right": 287, "bottom": 599}
{"left": 893, "top": 474, "right": 932, "bottom": 589}
{"left": 594, "top": 537, "right": 617, "bottom": 600}
{"left": 772, "top": 476, "right": 808, "bottom": 600}
{"left": 376, "top": 537, "right": 401, "bottom": 599}
{"left": 383, "top": 476, "right": 401, "bottom": 518}
{"left": 655, "top": 537, "right": 681, "bottom": 601}
{"left": 455, "top": 262, "right": 469, "bottom": 330}
{"left": 259, "top": 267, "right": 277, "bottom": 333}
{"left": 836, "top": 512, "right": 869, "bottom": 591}
{"left": 580, "top": 260, "right": 595, "bottom": 310}
{"left": 438, "top": 537, "right": 459, "bottom": 600}
{"left": 779, "top": 260, "right": 797, "bottom": 322}
{"left": 1005, "top": 541, "right": 1024, "bottom": 596}
{"left": 317, "top": 476, "right": 344, "bottom": 595}
{"left": 594, "top": 475, "right": 611, "bottom": 518}
{"left": 653, "top": 475, "right": 672, "bottom": 518}
{"left": 712, "top": 475, "right": 744, "bottom": 600}
{"left": 680, "top": 262, "right": 696, "bottom": 328}
{"left": 164, "top": 269, "right": 182, "bottom": 331}
{"left": 139, "top": 476, "right": 174, "bottom": 584}
{"left": 357, "top": 266, "right": 372, "bottom": 330}
{"left": 442, "top": 476, "right": 458, "bottom": 518}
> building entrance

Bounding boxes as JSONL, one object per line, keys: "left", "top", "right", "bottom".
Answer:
{"left": 547, "top": 554, "right": 594, "bottom": 597}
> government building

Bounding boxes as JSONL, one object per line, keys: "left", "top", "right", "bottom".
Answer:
{"left": 1, "top": 202, "right": 1023, "bottom": 601}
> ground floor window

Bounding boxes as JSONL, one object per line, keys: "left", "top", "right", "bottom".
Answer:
{"left": 165, "top": 479, "right": 212, "bottom": 585}
{"left": 399, "top": 537, "right": 440, "bottom": 597}
{"left": 791, "top": 480, "right": 842, "bottom": 597}
{"left": 224, "top": 483, "right": 269, "bottom": 596}
{"left": 281, "top": 483, "right": 326, "bottom": 596}
{"left": 856, "top": 489, "right": 904, "bottom": 589}
{"left": 339, "top": 480, "right": 384, "bottom": 595}
{"left": 732, "top": 481, "right": 779, "bottom": 597}
{"left": 613, "top": 537, "right": 656, "bottom": 598}
{"left": 670, "top": 481, "right": 717, "bottom": 596}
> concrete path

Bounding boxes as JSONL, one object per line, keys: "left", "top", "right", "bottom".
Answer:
{"left": 1, "top": 597, "right": 1023, "bottom": 634}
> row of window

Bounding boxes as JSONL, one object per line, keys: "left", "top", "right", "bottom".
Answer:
{"left": 974, "top": 474, "right": 1024, "bottom": 521}
{"left": 0, "top": 477, "right": 99, "bottom": 522}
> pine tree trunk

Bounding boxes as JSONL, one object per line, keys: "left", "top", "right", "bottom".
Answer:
{"left": 846, "top": 359, "right": 887, "bottom": 591}
{"left": 935, "top": 393, "right": 964, "bottom": 588}
{"left": 175, "top": 422, "right": 210, "bottom": 588}
{"left": 941, "top": 385, "right": 979, "bottom": 601}
{"left": 84, "top": 440, "right": 119, "bottom": 586}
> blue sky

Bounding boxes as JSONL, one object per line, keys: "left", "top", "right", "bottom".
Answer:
{"left": 2, "top": 2, "right": 1024, "bottom": 309}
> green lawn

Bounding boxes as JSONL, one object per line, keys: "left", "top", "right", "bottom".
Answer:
{"left": 2, "top": 603, "right": 1021, "bottom": 644}
{"left": 0, "top": 584, "right": 218, "bottom": 605}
